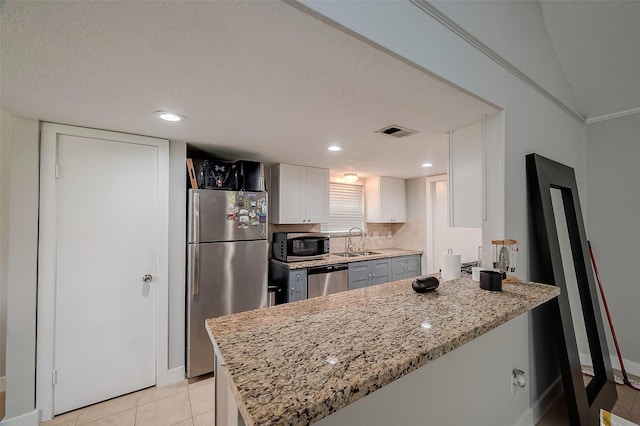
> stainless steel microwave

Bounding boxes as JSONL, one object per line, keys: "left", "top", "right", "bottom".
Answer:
{"left": 272, "top": 232, "right": 330, "bottom": 262}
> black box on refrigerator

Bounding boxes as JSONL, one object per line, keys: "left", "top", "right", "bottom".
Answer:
{"left": 233, "top": 160, "right": 265, "bottom": 191}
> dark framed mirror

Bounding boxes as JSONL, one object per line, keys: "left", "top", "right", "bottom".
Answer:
{"left": 526, "top": 153, "right": 617, "bottom": 425}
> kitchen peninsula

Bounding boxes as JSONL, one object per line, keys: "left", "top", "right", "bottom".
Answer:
{"left": 206, "top": 276, "right": 560, "bottom": 426}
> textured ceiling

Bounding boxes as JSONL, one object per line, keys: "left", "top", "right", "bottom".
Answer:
{"left": 0, "top": 1, "right": 496, "bottom": 180}
{"left": 540, "top": 0, "right": 640, "bottom": 119}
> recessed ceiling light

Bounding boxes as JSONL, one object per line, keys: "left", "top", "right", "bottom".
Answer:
{"left": 328, "top": 145, "right": 342, "bottom": 152}
{"left": 155, "top": 111, "right": 184, "bottom": 122}
{"left": 342, "top": 173, "right": 358, "bottom": 183}
{"left": 422, "top": 163, "right": 433, "bottom": 168}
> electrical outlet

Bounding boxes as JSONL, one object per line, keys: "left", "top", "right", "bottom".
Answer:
{"left": 510, "top": 372, "right": 515, "bottom": 395}
{"left": 511, "top": 369, "right": 526, "bottom": 395}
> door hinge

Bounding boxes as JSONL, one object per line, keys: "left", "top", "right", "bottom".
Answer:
{"left": 55, "top": 164, "right": 60, "bottom": 178}
{"left": 52, "top": 369, "right": 58, "bottom": 386}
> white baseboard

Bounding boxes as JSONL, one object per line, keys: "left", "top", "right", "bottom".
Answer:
{"left": 579, "top": 352, "right": 640, "bottom": 378}
{"left": 514, "top": 377, "right": 563, "bottom": 426}
{"left": 609, "top": 356, "right": 640, "bottom": 378}
{"left": 165, "top": 366, "right": 185, "bottom": 385}
{"left": 0, "top": 376, "right": 5, "bottom": 392}
{"left": 0, "top": 409, "right": 40, "bottom": 426}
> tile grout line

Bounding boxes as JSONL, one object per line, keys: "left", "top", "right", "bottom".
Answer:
{"left": 186, "top": 385, "right": 194, "bottom": 425}
{"left": 133, "top": 393, "right": 139, "bottom": 426}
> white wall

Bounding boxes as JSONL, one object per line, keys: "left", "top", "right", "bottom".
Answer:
{"left": 1, "top": 109, "right": 40, "bottom": 421}
{"left": 585, "top": 114, "right": 640, "bottom": 375}
{"left": 297, "top": 0, "right": 585, "bottom": 419}
{"left": 0, "top": 109, "right": 12, "bottom": 382}
{"left": 396, "top": 177, "right": 427, "bottom": 273}
{"left": 168, "top": 142, "right": 186, "bottom": 371}
{"left": 431, "top": 0, "right": 580, "bottom": 116}
{"left": 433, "top": 180, "right": 482, "bottom": 271}
{"left": 0, "top": 111, "right": 187, "bottom": 423}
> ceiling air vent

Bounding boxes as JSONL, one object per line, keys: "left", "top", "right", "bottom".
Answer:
{"left": 375, "top": 124, "right": 417, "bottom": 138}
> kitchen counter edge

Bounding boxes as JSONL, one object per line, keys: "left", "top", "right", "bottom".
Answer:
{"left": 270, "top": 247, "right": 423, "bottom": 269}
{"left": 207, "top": 277, "right": 560, "bottom": 426}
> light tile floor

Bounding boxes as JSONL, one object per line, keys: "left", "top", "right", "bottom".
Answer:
{"left": 537, "top": 373, "right": 640, "bottom": 425}
{"left": 40, "top": 375, "right": 214, "bottom": 426}
{"left": 40, "top": 370, "right": 640, "bottom": 426}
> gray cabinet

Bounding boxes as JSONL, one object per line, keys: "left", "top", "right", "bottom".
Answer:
{"left": 391, "top": 255, "right": 421, "bottom": 281}
{"left": 269, "top": 261, "right": 307, "bottom": 303}
{"left": 348, "top": 259, "right": 391, "bottom": 290}
{"left": 348, "top": 261, "right": 370, "bottom": 290}
{"left": 287, "top": 269, "right": 308, "bottom": 302}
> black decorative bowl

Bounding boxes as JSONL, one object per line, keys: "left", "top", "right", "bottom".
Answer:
{"left": 412, "top": 276, "right": 440, "bottom": 293}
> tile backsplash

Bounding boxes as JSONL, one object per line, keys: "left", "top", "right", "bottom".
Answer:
{"left": 269, "top": 222, "right": 423, "bottom": 254}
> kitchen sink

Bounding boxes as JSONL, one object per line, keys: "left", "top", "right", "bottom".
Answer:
{"left": 333, "top": 251, "right": 382, "bottom": 258}
{"left": 332, "top": 252, "right": 361, "bottom": 258}
{"left": 352, "top": 251, "right": 381, "bottom": 256}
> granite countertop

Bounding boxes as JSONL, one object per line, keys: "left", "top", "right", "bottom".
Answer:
{"left": 206, "top": 276, "right": 560, "bottom": 426}
{"left": 270, "top": 247, "right": 423, "bottom": 269}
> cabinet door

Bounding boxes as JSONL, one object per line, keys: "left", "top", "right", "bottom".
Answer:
{"left": 370, "top": 259, "right": 390, "bottom": 285}
{"left": 348, "top": 261, "right": 370, "bottom": 290}
{"left": 391, "top": 257, "right": 409, "bottom": 280}
{"left": 449, "top": 122, "right": 482, "bottom": 228}
{"left": 305, "top": 167, "right": 329, "bottom": 223}
{"left": 378, "top": 177, "right": 395, "bottom": 222}
{"left": 403, "top": 255, "right": 420, "bottom": 279}
{"left": 287, "top": 269, "right": 307, "bottom": 302}
{"left": 273, "top": 164, "right": 306, "bottom": 224}
{"left": 365, "top": 177, "right": 381, "bottom": 222}
{"left": 369, "top": 177, "right": 406, "bottom": 223}
{"left": 392, "top": 178, "right": 406, "bottom": 222}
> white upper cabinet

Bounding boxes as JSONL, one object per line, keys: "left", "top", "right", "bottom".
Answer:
{"left": 365, "top": 176, "right": 406, "bottom": 223}
{"left": 270, "top": 163, "right": 329, "bottom": 224}
{"left": 449, "top": 122, "right": 482, "bottom": 228}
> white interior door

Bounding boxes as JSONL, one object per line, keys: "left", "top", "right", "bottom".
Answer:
{"left": 53, "top": 134, "right": 158, "bottom": 414}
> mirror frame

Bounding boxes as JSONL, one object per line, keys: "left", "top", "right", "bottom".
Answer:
{"left": 526, "top": 153, "right": 617, "bottom": 425}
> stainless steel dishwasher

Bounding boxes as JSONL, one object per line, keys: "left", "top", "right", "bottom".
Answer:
{"left": 307, "top": 263, "right": 348, "bottom": 298}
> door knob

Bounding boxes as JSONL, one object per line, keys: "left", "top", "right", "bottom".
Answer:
{"left": 142, "top": 274, "right": 153, "bottom": 283}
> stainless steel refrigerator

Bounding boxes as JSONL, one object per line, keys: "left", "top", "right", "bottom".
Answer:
{"left": 187, "top": 189, "right": 268, "bottom": 378}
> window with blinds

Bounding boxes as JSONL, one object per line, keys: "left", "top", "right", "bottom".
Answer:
{"left": 321, "top": 182, "right": 365, "bottom": 233}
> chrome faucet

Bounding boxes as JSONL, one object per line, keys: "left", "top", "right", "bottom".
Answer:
{"left": 347, "top": 227, "right": 365, "bottom": 253}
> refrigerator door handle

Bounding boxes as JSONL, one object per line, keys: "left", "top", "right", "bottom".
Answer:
{"left": 193, "top": 191, "right": 201, "bottom": 243}
{"left": 192, "top": 244, "right": 200, "bottom": 296}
